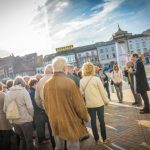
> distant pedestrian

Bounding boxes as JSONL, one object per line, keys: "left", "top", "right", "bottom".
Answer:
{"left": 44, "top": 57, "right": 90, "bottom": 150}
{"left": 124, "top": 61, "right": 142, "bottom": 106}
{"left": 80, "top": 62, "right": 110, "bottom": 145}
{"left": 23, "top": 76, "right": 30, "bottom": 91}
{"left": 111, "top": 64, "right": 123, "bottom": 103}
{"left": 131, "top": 54, "right": 150, "bottom": 114}
{"left": 6, "top": 80, "right": 13, "bottom": 90}
{"left": 0, "top": 82, "right": 12, "bottom": 150}
{"left": 66, "top": 64, "right": 80, "bottom": 87}
{"left": 35, "top": 74, "right": 43, "bottom": 82}
{"left": 99, "top": 68, "right": 111, "bottom": 100}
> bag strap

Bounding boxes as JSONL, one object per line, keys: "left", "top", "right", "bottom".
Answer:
{"left": 82, "top": 76, "right": 93, "bottom": 94}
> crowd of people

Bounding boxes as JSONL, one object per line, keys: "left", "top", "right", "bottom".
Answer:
{"left": 0, "top": 53, "right": 149, "bottom": 150}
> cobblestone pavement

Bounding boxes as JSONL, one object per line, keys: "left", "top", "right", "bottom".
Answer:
{"left": 40, "top": 89, "right": 150, "bottom": 150}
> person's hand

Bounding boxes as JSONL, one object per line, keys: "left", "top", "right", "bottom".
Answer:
{"left": 105, "top": 102, "right": 109, "bottom": 106}
{"left": 86, "top": 114, "right": 91, "bottom": 122}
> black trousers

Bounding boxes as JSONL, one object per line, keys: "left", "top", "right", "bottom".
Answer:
{"left": 0, "top": 130, "right": 11, "bottom": 150}
{"left": 13, "top": 122, "right": 34, "bottom": 150}
{"left": 104, "top": 84, "right": 110, "bottom": 99}
{"left": 130, "top": 84, "right": 142, "bottom": 104}
{"left": 88, "top": 106, "right": 106, "bottom": 142}
{"left": 140, "top": 91, "right": 150, "bottom": 111}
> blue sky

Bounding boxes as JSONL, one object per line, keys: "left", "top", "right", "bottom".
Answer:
{"left": 0, "top": 0, "right": 150, "bottom": 57}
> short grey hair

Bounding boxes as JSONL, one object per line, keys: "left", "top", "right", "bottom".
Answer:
{"left": 14, "top": 76, "right": 26, "bottom": 87}
{"left": 52, "top": 57, "right": 67, "bottom": 72}
{"left": 44, "top": 64, "right": 53, "bottom": 75}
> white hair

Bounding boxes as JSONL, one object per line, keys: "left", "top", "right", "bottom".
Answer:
{"left": 14, "top": 76, "right": 25, "bottom": 87}
{"left": 44, "top": 64, "right": 53, "bottom": 75}
{"left": 52, "top": 57, "right": 67, "bottom": 72}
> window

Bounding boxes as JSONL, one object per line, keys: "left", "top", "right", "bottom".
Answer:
{"left": 78, "top": 54, "right": 81, "bottom": 58}
{"left": 105, "top": 48, "right": 108, "bottom": 52}
{"left": 129, "top": 44, "right": 132, "bottom": 49}
{"left": 106, "top": 54, "right": 109, "bottom": 59}
{"left": 101, "top": 55, "right": 105, "bottom": 60}
{"left": 86, "top": 52, "right": 89, "bottom": 57}
{"left": 112, "top": 53, "right": 116, "bottom": 58}
{"left": 136, "top": 43, "right": 140, "bottom": 49}
{"left": 137, "top": 49, "right": 141, "bottom": 55}
{"left": 111, "top": 47, "right": 115, "bottom": 51}
{"left": 100, "top": 49, "right": 103, "bottom": 53}
{"left": 91, "top": 51, "right": 94, "bottom": 56}
{"left": 144, "top": 48, "right": 147, "bottom": 53}
{"left": 142, "top": 42, "right": 146, "bottom": 47}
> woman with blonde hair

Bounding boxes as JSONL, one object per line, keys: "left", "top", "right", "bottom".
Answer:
{"left": 80, "top": 62, "right": 110, "bottom": 145}
{"left": 111, "top": 64, "right": 123, "bottom": 103}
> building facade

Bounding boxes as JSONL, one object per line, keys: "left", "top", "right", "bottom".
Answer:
{"left": 96, "top": 41, "right": 117, "bottom": 67}
{"left": 0, "top": 53, "right": 43, "bottom": 80}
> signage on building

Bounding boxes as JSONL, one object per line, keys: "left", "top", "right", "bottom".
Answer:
{"left": 56, "top": 45, "right": 74, "bottom": 52}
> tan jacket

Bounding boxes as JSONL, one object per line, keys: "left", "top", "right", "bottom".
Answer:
{"left": 0, "top": 91, "right": 11, "bottom": 130}
{"left": 35, "top": 74, "right": 52, "bottom": 108}
{"left": 80, "top": 76, "right": 109, "bottom": 108}
{"left": 44, "top": 72, "right": 90, "bottom": 141}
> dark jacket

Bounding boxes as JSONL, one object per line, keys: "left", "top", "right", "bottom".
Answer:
{"left": 135, "top": 59, "right": 149, "bottom": 93}
{"left": 67, "top": 73, "right": 80, "bottom": 87}
{"left": 103, "top": 72, "right": 109, "bottom": 87}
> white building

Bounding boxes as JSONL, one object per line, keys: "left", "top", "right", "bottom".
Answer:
{"left": 96, "top": 26, "right": 150, "bottom": 67}
{"left": 96, "top": 41, "right": 117, "bottom": 67}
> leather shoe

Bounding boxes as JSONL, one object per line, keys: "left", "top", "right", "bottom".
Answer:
{"left": 137, "top": 103, "right": 142, "bottom": 107}
{"left": 140, "top": 111, "right": 150, "bottom": 114}
{"left": 132, "top": 102, "right": 138, "bottom": 105}
{"left": 140, "top": 108, "right": 145, "bottom": 111}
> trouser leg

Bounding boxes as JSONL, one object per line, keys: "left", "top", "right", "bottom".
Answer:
{"left": 96, "top": 106, "right": 106, "bottom": 141}
{"left": 21, "top": 122, "right": 34, "bottom": 150}
{"left": 67, "top": 140, "right": 80, "bottom": 150}
{"left": 105, "top": 85, "right": 110, "bottom": 99}
{"left": 54, "top": 136, "right": 64, "bottom": 150}
{"left": 119, "top": 84, "right": 123, "bottom": 101}
{"left": 0, "top": 130, "right": 11, "bottom": 150}
{"left": 140, "top": 91, "right": 150, "bottom": 111}
{"left": 114, "top": 85, "right": 121, "bottom": 101}
{"left": 13, "top": 124, "right": 27, "bottom": 150}
{"left": 47, "top": 118, "right": 56, "bottom": 149}
{"left": 88, "top": 108, "right": 99, "bottom": 141}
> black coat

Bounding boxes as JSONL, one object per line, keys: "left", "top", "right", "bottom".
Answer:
{"left": 135, "top": 59, "right": 149, "bottom": 93}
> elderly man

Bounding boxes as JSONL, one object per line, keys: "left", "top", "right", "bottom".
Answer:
{"left": 35, "top": 64, "right": 53, "bottom": 108}
{"left": 66, "top": 64, "right": 80, "bottom": 87}
{"left": 43, "top": 57, "right": 90, "bottom": 150}
{"left": 35, "top": 64, "right": 55, "bottom": 148}
{"left": 131, "top": 53, "right": 150, "bottom": 114}
{"left": 124, "top": 61, "right": 142, "bottom": 106}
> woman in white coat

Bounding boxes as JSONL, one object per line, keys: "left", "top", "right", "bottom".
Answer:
{"left": 80, "top": 62, "right": 110, "bottom": 145}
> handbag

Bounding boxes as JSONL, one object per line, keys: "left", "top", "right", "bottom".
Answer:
{"left": 6, "top": 98, "right": 20, "bottom": 120}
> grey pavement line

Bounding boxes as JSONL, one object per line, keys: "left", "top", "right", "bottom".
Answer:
{"left": 134, "top": 107, "right": 148, "bottom": 144}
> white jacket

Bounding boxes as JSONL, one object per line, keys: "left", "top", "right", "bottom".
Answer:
{"left": 4, "top": 85, "right": 34, "bottom": 124}
{"left": 111, "top": 70, "right": 123, "bottom": 84}
{"left": 80, "top": 76, "right": 109, "bottom": 108}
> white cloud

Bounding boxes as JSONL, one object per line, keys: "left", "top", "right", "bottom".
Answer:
{"left": 51, "top": 0, "right": 124, "bottom": 48}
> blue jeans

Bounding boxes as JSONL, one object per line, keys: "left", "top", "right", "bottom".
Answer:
{"left": 88, "top": 106, "right": 106, "bottom": 142}
{"left": 13, "top": 122, "right": 34, "bottom": 150}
